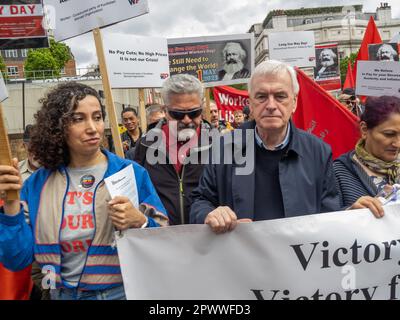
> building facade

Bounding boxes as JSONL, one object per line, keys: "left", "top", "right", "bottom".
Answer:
{"left": 249, "top": 3, "right": 400, "bottom": 66}
{"left": 0, "top": 48, "right": 77, "bottom": 80}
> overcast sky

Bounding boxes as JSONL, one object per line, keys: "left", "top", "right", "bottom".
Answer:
{"left": 63, "top": 0, "right": 400, "bottom": 69}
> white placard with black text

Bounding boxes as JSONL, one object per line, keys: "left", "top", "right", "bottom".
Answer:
{"left": 117, "top": 203, "right": 400, "bottom": 300}
{"left": 268, "top": 31, "right": 316, "bottom": 68}
{"left": 356, "top": 61, "right": 400, "bottom": 97}
{"left": 44, "top": 0, "right": 149, "bottom": 41}
{"left": 103, "top": 34, "right": 169, "bottom": 88}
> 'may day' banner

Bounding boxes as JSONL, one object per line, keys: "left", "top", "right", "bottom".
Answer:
{"left": 213, "top": 86, "right": 249, "bottom": 123}
{"left": 117, "top": 204, "right": 400, "bottom": 300}
{"left": 168, "top": 34, "right": 254, "bottom": 87}
{"left": 0, "top": 0, "right": 48, "bottom": 49}
{"left": 44, "top": 0, "right": 149, "bottom": 41}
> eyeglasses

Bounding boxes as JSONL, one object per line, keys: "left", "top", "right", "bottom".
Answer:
{"left": 167, "top": 107, "right": 203, "bottom": 120}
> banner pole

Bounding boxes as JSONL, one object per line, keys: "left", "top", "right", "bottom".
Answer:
{"left": 204, "top": 88, "right": 211, "bottom": 124}
{"left": 93, "top": 28, "right": 125, "bottom": 158}
{"left": 138, "top": 89, "right": 148, "bottom": 133}
{"left": 0, "top": 102, "right": 19, "bottom": 200}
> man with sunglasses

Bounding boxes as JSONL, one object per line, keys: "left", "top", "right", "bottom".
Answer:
{"left": 133, "top": 74, "right": 211, "bottom": 225}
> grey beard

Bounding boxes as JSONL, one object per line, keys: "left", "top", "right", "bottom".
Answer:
{"left": 177, "top": 122, "right": 197, "bottom": 142}
{"left": 223, "top": 60, "right": 244, "bottom": 74}
{"left": 321, "top": 60, "right": 334, "bottom": 67}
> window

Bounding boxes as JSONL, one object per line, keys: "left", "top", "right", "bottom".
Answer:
{"left": 304, "top": 18, "right": 313, "bottom": 24}
{"left": 326, "top": 17, "right": 334, "bottom": 21}
{"left": 60, "top": 67, "right": 66, "bottom": 75}
{"left": 4, "top": 49, "right": 18, "bottom": 58}
{"left": 21, "top": 49, "right": 29, "bottom": 58}
{"left": 7, "top": 66, "right": 18, "bottom": 76}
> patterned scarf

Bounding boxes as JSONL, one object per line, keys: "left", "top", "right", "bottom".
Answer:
{"left": 355, "top": 139, "right": 400, "bottom": 184}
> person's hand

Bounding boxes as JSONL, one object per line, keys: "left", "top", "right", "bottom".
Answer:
{"left": 0, "top": 158, "right": 22, "bottom": 216}
{"left": 349, "top": 196, "right": 384, "bottom": 218}
{"left": 108, "top": 196, "right": 147, "bottom": 231}
{"left": 122, "top": 141, "right": 129, "bottom": 151}
{"left": 205, "top": 206, "right": 238, "bottom": 234}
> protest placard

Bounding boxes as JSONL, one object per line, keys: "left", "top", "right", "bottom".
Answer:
{"left": 103, "top": 34, "right": 169, "bottom": 89}
{"left": 368, "top": 43, "right": 400, "bottom": 61}
{"left": 269, "top": 31, "right": 316, "bottom": 68}
{"left": 314, "top": 44, "right": 341, "bottom": 91}
{"left": 168, "top": 34, "right": 254, "bottom": 87}
{"left": 0, "top": 0, "right": 48, "bottom": 49}
{"left": 356, "top": 61, "right": 400, "bottom": 97}
{"left": 117, "top": 204, "right": 400, "bottom": 300}
{"left": 0, "top": 74, "right": 18, "bottom": 200}
{"left": 44, "top": 0, "right": 149, "bottom": 41}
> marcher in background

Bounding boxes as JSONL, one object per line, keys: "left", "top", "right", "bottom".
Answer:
{"left": 0, "top": 82, "right": 168, "bottom": 300}
{"left": 209, "top": 101, "right": 227, "bottom": 132}
{"left": 120, "top": 107, "right": 143, "bottom": 153}
{"left": 134, "top": 74, "right": 211, "bottom": 225}
{"left": 190, "top": 60, "right": 383, "bottom": 234}
{"left": 232, "top": 109, "right": 245, "bottom": 128}
{"left": 334, "top": 96, "right": 400, "bottom": 209}
{"left": 18, "top": 125, "right": 41, "bottom": 182}
{"left": 17, "top": 125, "right": 48, "bottom": 300}
{"left": 338, "top": 88, "right": 363, "bottom": 117}
{"left": 145, "top": 103, "right": 166, "bottom": 131}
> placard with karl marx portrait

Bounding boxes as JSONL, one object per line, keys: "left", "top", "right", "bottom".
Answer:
{"left": 368, "top": 43, "right": 400, "bottom": 62}
{"left": 314, "top": 45, "right": 340, "bottom": 80}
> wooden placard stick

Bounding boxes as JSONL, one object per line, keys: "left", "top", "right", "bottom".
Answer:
{"left": 93, "top": 28, "right": 125, "bottom": 158}
{"left": 138, "top": 89, "right": 148, "bottom": 134}
{"left": 204, "top": 88, "right": 211, "bottom": 124}
{"left": 0, "top": 102, "right": 19, "bottom": 200}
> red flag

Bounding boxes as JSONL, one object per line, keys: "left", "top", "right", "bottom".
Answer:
{"left": 0, "top": 263, "right": 33, "bottom": 300}
{"left": 343, "top": 61, "right": 355, "bottom": 90}
{"left": 213, "top": 86, "right": 249, "bottom": 123}
{"left": 293, "top": 68, "right": 360, "bottom": 159}
{"left": 0, "top": 199, "right": 33, "bottom": 300}
{"left": 352, "top": 16, "right": 382, "bottom": 84}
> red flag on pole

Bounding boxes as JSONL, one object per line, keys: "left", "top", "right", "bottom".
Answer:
{"left": 0, "top": 263, "right": 33, "bottom": 300}
{"left": 343, "top": 61, "right": 355, "bottom": 90}
{"left": 352, "top": 16, "right": 382, "bottom": 85}
{"left": 293, "top": 68, "right": 360, "bottom": 159}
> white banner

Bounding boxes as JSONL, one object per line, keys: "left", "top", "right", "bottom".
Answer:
{"left": 45, "top": 0, "right": 149, "bottom": 41}
{"left": 356, "top": 61, "right": 400, "bottom": 97}
{"left": 0, "top": 74, "right": 8, "bottom": 102}
{"left": 117, "top": 204, "right": 400, "bottom": 300}
{"left": 268, "top": 31, "right": 316, "bottom": 68}
{"left": 103, "top": 34, "right": 169, "bottom": 88}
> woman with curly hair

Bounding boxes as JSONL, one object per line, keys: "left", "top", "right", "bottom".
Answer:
{"left": 0, "top": 82, "right": 168, "bottom": 300}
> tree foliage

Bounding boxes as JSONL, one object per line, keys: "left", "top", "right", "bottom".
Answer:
{"left": 340, "top": 52, "right": 358, "bottom": 85}
{"left": 0, "top": 54, "right": 6, "bottom": 79}
{"left": 24, "top": 38, "right": 72, "bottom": 79}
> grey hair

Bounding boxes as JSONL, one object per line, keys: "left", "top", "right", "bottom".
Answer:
{"left": 377, "top": 43, "right": 397, "bottom": 59}
{"left": 223, "top": 42, "right": 247, "bottom": 60}
{"left": 145, "top": 103, "right": 164, "bottom": 120}
{"left": 248, "top": 60, "right": 299, "bottom": 96}
{"left": 161, "top": 74, "right": 204, "bottom": 106}
{"left": 319, "top": 48, "right": 337, "bottom": 60}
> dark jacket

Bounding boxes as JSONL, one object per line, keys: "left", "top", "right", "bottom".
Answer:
{"left": 134, "top": 120, "right": 211, "bottom": 225}
{"left": 190, "top": 120, "right": 341, "bottom": 223}
{"left": 333, "top": 151, "right": 377, "bottom": 207}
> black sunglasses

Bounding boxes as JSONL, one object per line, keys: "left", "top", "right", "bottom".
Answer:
{"left": 167, "top": 107, "right": 203, "bottom": 120}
